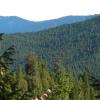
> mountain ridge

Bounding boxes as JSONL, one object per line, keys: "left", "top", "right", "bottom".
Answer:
{"left": 0, "top": 15, "right": 94, "bottom": 33}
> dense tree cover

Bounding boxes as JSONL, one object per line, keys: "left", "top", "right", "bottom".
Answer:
{"left": 1, "top": 33, "right": 100, "bottom": 99}
{"left": 0, "top": 41, "right": 99, "bottom": 100}
{"left": 0, "top": 16, "right": 100, "bottom": 78}
{"left": 0, "top": 16, "right": 100, "bottom": 99}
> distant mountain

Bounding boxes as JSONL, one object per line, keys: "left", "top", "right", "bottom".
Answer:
{"left": 0, "top": 15, "right": 94, "bottom": 33}
{"left": 1, "top": 15, "right": 100, "bottom": 77}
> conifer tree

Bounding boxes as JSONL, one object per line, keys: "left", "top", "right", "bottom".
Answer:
{"left": 15, "top": 65, "right": 28, "bottom": 99}
{"left": 49, "top": 57, "right": 74, "bottom": 100}
{"left": 25, "top": 52, "right": 53, "bottom": 98}
{"left": 25, "top": 53, "right": 42, "bottom": 97}
{"left": 68, "top": 71, "right": 96, "bottom": 100}
{"left": 38, "top": 59, "right": 54, "bottom": 92}
{"left": 89, "top": 74, "right": 100, "bottom": 99}
{"left": 0, "top": 33, "right": 21, "bottom": 100}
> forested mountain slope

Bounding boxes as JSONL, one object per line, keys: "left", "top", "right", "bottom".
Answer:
{"left": 0, "top": 15, "right": 100, "bottom": 77}
{"left": 0, "top": 15, "right": 93, "bottom": 33}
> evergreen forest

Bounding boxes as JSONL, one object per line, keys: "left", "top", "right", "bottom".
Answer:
{"left": 0, "top": 15, "right": 100, "bottom": 100}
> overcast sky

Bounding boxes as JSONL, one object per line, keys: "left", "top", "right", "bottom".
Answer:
{"left": 0, "top": 0, "right": 100, "bottom": 21}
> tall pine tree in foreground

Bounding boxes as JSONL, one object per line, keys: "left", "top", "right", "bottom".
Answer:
{"left": 25, "top": 53, "right": 42, "bottom": 97}
{"left": 0, "top": 33, "right": 21, "bottom": 100}
{"left": 15, "top": 65, "right": 28, "bottom": 99}
{"left": 25, "top": 52, "right": 53, "bottom": 99}
{"left": 49, "top": 57, "right": 74, "bottom": 100}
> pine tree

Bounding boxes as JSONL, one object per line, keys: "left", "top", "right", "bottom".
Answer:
{"left": 0, "top": 33, "right": 21, "bottom": 100}
{"left": 69, "top": 71, "right": 96, "bottom": 100}
{"left": 49, "top": 57, "right": 74, "bottom": 100}
{"left": 89, "top": 74, "right": 100, "bottom": 99}
{"left": 38, "top": 59, "right": 54, "bottom": 92}
{"left": 25, "top": 52, "right": 42, "bottom": 97}
{"left": 15, "top": 65, "right": 28, "bottom": 99}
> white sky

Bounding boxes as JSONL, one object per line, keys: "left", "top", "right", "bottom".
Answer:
{"left": 0, "top": 0, "right": 100, "bottom": 21}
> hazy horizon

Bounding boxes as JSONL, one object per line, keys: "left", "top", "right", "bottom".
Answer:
{"left": 0, "top": 0, "right": 100, "bottom": 21}
{"left": 0, "top": 14, "right": 98, "bottom": 22}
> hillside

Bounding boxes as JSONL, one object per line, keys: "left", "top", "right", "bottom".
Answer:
{"left": 0, "top": 15, "right": 93, "bottom": 33}
{"left": 0, "top": 15, "right": 100, "bottom": 77}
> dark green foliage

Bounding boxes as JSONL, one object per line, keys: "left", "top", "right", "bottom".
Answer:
{"left": 50, "top": 67, "right": 74, "bottom": 100}
{"left": 89, "top": 75, "right": 100, "bottom": 99}
{"left": 25, "top": 53, "right": 42, "bottom": 96}
{"left": 0, "top": 33, "right": 4, "bottom": 40}
{"left": 15, "top": 65, "right": 28, "bottom": 99}
{"left": 0, "top": 33, "right": 20, "bottom": 100}
{"left": 25, "top": 52, "right": 53, "bottom": 98}
{"left": 49, "top": 60, "right": 96, "bottom": 100}
{"left": 1, "top": 16, "right": 100, "bottom": 77}
{"left": 1, "top": 16, "right": 100, "bottom": 99}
